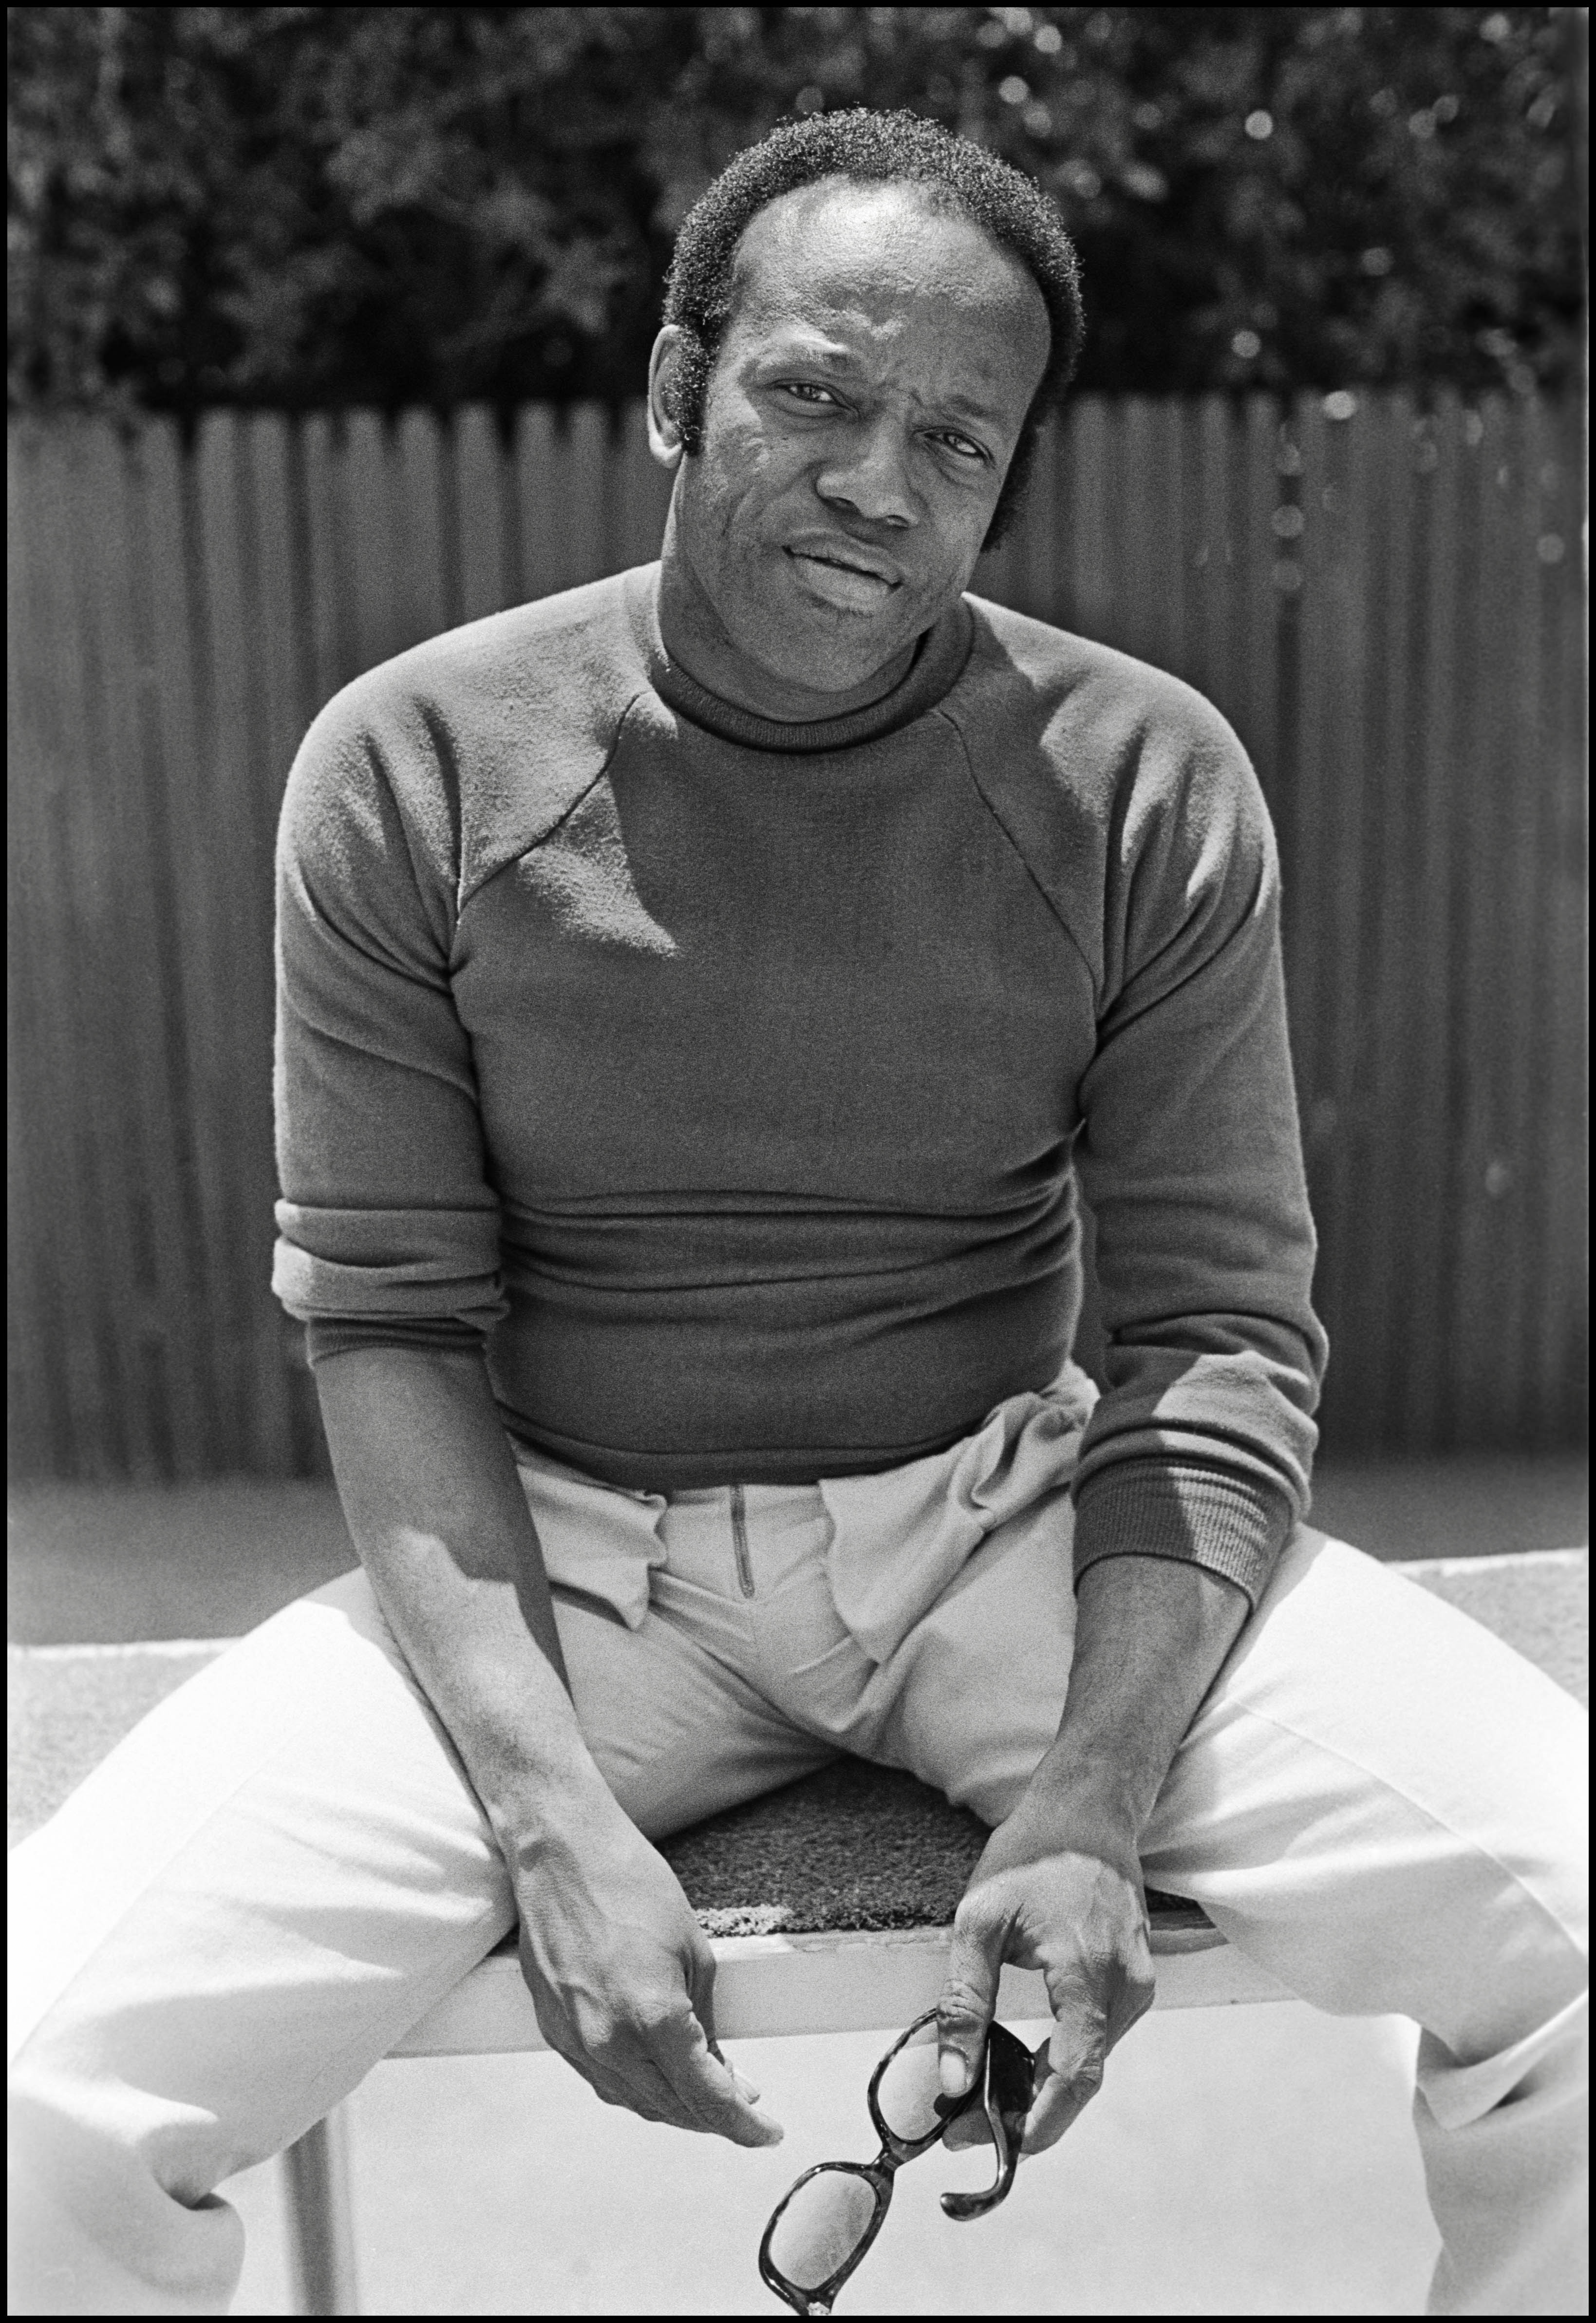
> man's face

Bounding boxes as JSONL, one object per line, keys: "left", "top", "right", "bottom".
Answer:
{"left": 658, "top": 180, "right": 1051, "bottom": 699}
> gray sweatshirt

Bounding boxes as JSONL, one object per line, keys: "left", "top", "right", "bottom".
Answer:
{"left": 273, "top": 564, "right": 1325, "bottom": 1605}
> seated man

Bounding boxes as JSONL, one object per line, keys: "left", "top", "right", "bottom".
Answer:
{"left": 9, "top": 108, "right": 1585, "bottom": 2318}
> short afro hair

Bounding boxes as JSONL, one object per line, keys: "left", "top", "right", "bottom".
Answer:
{"left": 662, "top": 108, "right": 1085, "bottom": 548}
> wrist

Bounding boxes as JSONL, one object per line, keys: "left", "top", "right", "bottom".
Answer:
{"left": 469, "top": 1730, "right": 619, "bottom": 1864}
{"left": 1006, "top": 1742, "right": 1147, "bottom": 1865}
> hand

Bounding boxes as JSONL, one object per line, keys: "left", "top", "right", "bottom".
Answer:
{"left": 512, "top": 1785, "right": 784, "bottom": 2148}
{"left": 936, "top": 1796, "right": 1155, "bottom": 2156}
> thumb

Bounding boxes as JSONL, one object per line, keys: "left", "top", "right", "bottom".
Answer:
{"left": 938, "top": 1911, "right": 1002, "bottom": 2100}
{"left": 686, "top": 1933, "right": 720, "bottom": 2047}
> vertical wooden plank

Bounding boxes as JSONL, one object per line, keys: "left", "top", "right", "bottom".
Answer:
{"left": 527, "top": 403, "right": 607, "bottom": 597}
{"left": 1013, "top": 413, "right": 1063, "bottom": 623}
{"left": 1183, "top": 397, "right": 1233, "bottom": 710}
{"left": 1341, "top": 393, "right": 1420, "bottom": 1449}
{"left": 189, "top": 411, "right": 277, "bottom": 1468}
{"left": 8, "top": 429, "right": 61, "bottom": 1472}
{"left": 513, "top": 404, "right": 563, "bottom": 603}
{"left": 47, "top": 420, "right": 165, "bottom": 1475}
{"left": 8, "top": 425, "right": 101, "bottom": 1473}
{"left": 1059, "top": 396, "right": 1114, "bottom": 645}
{"left": 59, "top": 421, "right": 164, "bottom": 1473}
{"left": 611, "top": 400, "right": 674, "bottom": 575}
{"left": 236, "top": 412, "right": 304, "bottom": 1472}
{"left": 339, "top": 410, "right": 400, "bottom": 676}
{"left": 1286, "top": 393, "right": 1336, "bottom": 1429}
{"left": 1315, "top": 396, "right": 1394, "bottom": 1450}
{"left": 80, "top": 420, "right": 217, "bottom": 1475}
{"left": 1116, "top": 397, "right": 1184, "bottom": 674}
{"left": 455, "top": 405, "right": 515, "bottom": 622}
{"left": 282, "top": 407, "right": 342, "bottom": 1476}
{"left": 1264, "top": 397, "right": 1308, "bottom": 879}
{"left": 1440, "top": 397, "right": 1529, "bottom": 1442}
{"left": 1300, "top": 395, "right": 1385, "bottom": 1453}
{"left": 299, "top": 411, "right": 354, "bottom": 711}
{"left": 1228, "top": 396, "right": 1283, "bottom": 809}
{"left": 5, "top": 896, "right": 59, "bottom": 1471}
{"left": 1523, "top": 398, "right": 1586, "bottom": 1443}
{"left": 566, "top": 403, "right": 612, "bottom": 589}
{"left": 134, "top": 415, "right": 245, "bottom": 1471}
{"left": 1390, "top": 391, "right": 1471, "bottom": 1448}
{"left": 243, "top": 414, "right": 315, "bottom": 782}
{"left": 393, "top": 408, "right": 451, "bottom": 649}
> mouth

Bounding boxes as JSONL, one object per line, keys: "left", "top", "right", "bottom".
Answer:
{"left": 784, "top": 542, "right": 901, "bottom": 612}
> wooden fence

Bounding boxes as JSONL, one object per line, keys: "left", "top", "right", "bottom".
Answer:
{"left": 7, "top": 393, "right": 1586, "bottom": 1482}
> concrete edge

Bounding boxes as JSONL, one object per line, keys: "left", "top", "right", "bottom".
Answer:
{"left": 7, "top": 1637, "right": 234, "bottom": 1660}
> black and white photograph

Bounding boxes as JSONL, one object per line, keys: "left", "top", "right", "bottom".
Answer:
{"left": 8, "top": 8, "right": 1587, "bottom": 2315}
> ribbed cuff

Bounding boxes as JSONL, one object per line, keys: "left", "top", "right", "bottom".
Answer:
{"left": 1072, "top": 1461, "right": 1294, "bottom": 1607}
{"left": 304, "top": 1316, "right": 485, "bottom": 1366}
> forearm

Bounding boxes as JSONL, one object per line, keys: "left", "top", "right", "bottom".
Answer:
{"left": 314, "top": 1341, "right": 610, "bottom": 1850}
{"left": 1024, "top": 1553, "right": 1251, "bottom": 1851}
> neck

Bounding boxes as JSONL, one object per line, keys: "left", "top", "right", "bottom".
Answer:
{"left": 655, "top": 513, "right": 918, "bottom": 725}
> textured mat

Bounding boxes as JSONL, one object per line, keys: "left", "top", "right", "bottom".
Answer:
{"left": 9, "top": 1553, "right": 1586, "bottom": 1935}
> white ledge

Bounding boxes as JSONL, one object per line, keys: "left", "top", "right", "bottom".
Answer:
{"left": 390, "top": 1923, "right": 1291, "bottom": 2058}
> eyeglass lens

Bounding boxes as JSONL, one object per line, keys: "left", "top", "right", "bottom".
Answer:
{"left": 872, "top": 2014, "right": 950, "bottom": 2145}
{"left": 766, "top": 2169, "right": 881, "bottom": 2295}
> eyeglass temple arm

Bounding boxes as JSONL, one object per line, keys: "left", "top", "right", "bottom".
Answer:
{"left": 939, "top": 2035, "right": 1028, "bottom": 2221}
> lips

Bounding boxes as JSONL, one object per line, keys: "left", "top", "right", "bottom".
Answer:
{"left": 784, "top": 539, "right": 902, "bottom": 611}
{"left": 786, "top": 537, "right": 901, "bottom": 585}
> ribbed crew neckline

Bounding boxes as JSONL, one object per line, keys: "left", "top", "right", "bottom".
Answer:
{"left": 624, "top": 564, "right": 973, "bottom": 755}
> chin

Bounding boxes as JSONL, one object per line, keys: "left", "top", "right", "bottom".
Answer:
{"left": 763, "top": 630, "right": 901, "bottom": 696}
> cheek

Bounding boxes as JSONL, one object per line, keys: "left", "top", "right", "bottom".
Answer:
{"left": 693, "top": 430, "right": 794, "bottom": 551}
{"left": 920, "top": 489, "right": 997, "bottom": 586}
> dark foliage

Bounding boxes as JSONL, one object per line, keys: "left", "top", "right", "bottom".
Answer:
{"left": 8, "top": 5, "right": 1585, "bottom": 416}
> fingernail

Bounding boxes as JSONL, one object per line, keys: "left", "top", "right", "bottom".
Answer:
{"left": 939, "top": 2050, "right": 970, "bottom": 2098}
{"left": 731, "top": 2066, "right": 762, "bottom": 2101}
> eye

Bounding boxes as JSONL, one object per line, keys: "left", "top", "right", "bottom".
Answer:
{"left": 931, "top": 431, "right": 990, "bottom": 465}
{"left": 779, "top": 381, "right": 845, "bottom": 408}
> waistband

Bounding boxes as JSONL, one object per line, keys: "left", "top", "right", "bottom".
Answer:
{"left": 514, "top": 1364, "right": 1095, "bottom": 1659}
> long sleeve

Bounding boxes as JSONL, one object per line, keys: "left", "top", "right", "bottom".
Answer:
{"left": 1070, "top": 704, "right": 1327, "bottom": 1606}
{"left": 272, "top": 675, "right": 506, "bottom": 1353}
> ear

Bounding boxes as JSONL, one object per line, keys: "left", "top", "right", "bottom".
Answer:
{"left": 647, "top": 327, "right": 687, "bottom": 471}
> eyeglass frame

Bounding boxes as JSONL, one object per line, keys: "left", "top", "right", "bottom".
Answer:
{"left": 757, "top": 2006, "right": 1036, "bottom": 2316}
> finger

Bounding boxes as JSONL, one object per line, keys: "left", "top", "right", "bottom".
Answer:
{"left": 1105, "top": 1941, "right": 1158, "bottom": 2054}
{"left": 938, "top": 1911, "right": 1003, "bottom": 2100}
{"left": 549, "top": 2040, "right": 676, "bottom": 2127}
{"left": 940, "top": 2105, "right": 995, "bottom": 2153}
{"left": 586, "top": 2036, "right": 751, "bottom": 2139}
{"left": 544, "top": 2002, "right": 741, "bottom": 2139}
{"left": 684, "top": 1943, "right": 765, "bottom": 2102}
{"left": 708, "top": 2040, "right": 764, "bottom": 2106}
{"left": 1022, "top": 1999, "right": 1108, "bottom": 2154}
{"left": 686, "top": 1934, "right": 719, "bottom": 2044}
{"left": 682, "top": 1939, "right": 770, "bottom": 2102}
{"left": 676, "top": 1942, "right": 776, "bottom": 2132}
{"left": 650, "top": 2011, "right": 785, "bottom": 2148}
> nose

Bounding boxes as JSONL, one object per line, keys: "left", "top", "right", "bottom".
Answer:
{"left": 814, "top": 412, "right": 918, "bottom": 529}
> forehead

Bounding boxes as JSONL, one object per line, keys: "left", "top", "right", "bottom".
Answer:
{"left": 728, "top": 179, "right": 1049, "bottom": 366}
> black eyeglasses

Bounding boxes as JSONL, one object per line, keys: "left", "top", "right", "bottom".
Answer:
{"left": 757, "top": 2009, "right": 1036, "bottom": 2316}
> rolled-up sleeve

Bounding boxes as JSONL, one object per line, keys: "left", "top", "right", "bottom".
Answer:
{"left": 272, "top": 683, "right": 507, "bottom": 1356}
{"left": 1070, "top": 707, "right": 1327, "bottom": 1607}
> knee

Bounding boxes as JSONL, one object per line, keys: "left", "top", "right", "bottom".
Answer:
{"left": 9, "top": 2050, "right": 243, "bottom": 2316}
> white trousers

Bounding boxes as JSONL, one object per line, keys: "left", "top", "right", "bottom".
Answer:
{"left": 8, "top": 1419, "right": 1589, "bottom": 2318}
